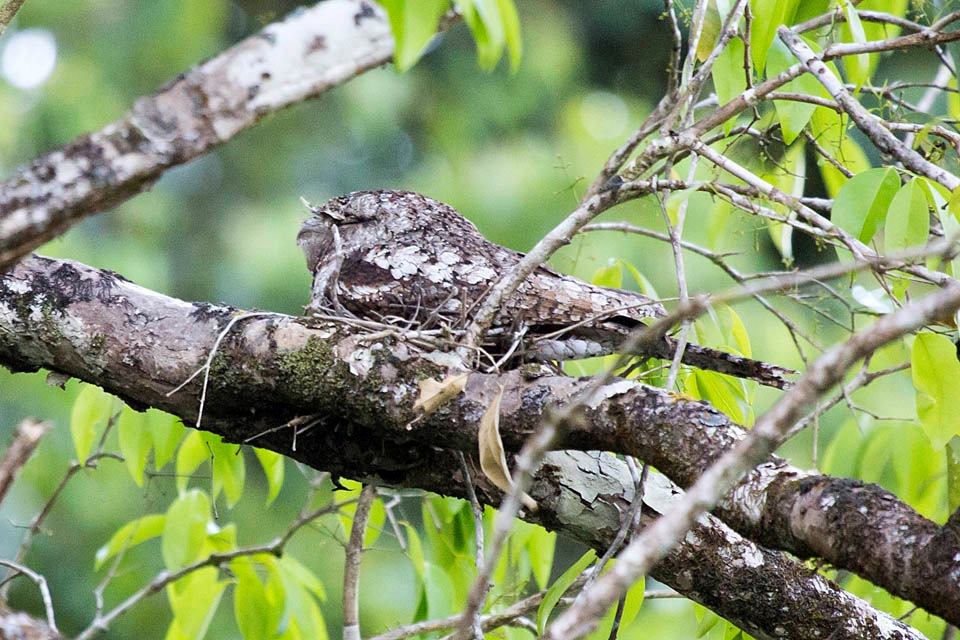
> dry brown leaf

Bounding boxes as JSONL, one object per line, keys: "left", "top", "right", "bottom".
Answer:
{"left": 413, "top": 371, "right": 470, "bottom": 414}
{"left": 478, "top": 384, "right": 537, "bottom": 512}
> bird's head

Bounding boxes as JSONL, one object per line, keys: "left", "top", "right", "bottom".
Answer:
{"left": 297, "top": 191, "right": 390, "bottom": 271}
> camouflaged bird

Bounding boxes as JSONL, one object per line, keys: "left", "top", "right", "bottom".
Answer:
{"left": 297, "top": 190, "right": 793, "bottom": 389}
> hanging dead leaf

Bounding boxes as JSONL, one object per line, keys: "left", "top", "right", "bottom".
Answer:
{"left": 478, "top": 384, "right": 537, "bottom": 512}
{"left": 413, "top": 371, "right": 470, "bottom": 414}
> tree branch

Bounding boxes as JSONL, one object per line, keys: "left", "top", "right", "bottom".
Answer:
{"left": 0, "top": 0, "right": 395, "bottom": 268}
{"left": 546, "top": 279, "right": 960, "bottom": 639}
{"left": 0, "top": 254, "right": 954, "bottom": 634}
{"left": 0, "top": 0, "right": 25, "bottom": 36}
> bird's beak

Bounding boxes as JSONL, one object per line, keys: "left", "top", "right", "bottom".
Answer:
{"left": 300, "top": 196, "right": 345, "bottom": 222}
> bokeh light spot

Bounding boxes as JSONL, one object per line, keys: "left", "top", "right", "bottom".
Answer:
{"left": 1, "top": 28, "right": 58, "bottom": 90}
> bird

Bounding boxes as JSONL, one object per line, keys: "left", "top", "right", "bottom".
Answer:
{"left": 297, "top": 190, "right": 793, "bottom": 389}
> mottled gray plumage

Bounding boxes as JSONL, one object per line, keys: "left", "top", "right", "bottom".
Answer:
{"left": 298, "top": 190, "right": 793, "bottom": 388}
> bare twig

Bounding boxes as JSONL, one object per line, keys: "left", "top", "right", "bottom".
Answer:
{"left": 0, "top": 452, "right": 123, "bottom": 598}
{"left": 374, "top": 573, "right": 589, "bottom": 640}
{"left": 0, "top": 418, "right": 48, "bottom": 506}
{"left": 0, "top": 0, "right": 25, "bottom": 35}
{"left": 167, "top": 312, "right": 274, "bottom": 429}
{"left": 544, "top": 282, "right": 960, "bottom": 640}
{"left": 76, "top": 498, "right": 352, "bottom": 640}
{"left": 343, "top": 484, "right": 377, "bottom": 640}
{"left": 0, "top": 559, "right": 57, "bottom": 633}
{"left": 458, "top": 451, "right": 485, "bottom": 575}
{"left": 778, "top": 25, "right": 960, "bottom": 191}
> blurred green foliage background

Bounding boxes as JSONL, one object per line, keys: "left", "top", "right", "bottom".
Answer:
{"left": 0, "top": 0, "right": 950, "bottom": 637}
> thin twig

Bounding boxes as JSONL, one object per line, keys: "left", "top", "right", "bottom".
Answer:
{"left": 374, "top": 573, "right": 590, "bottom": 640}
{"left": 0, "top": 0, "right": 26, "bottom": 36}
{"left": 457, "top": 452, "right": 485, "bottom": 640}
{"left": 544, "top": 281, "right": 960, "bottom": 640}
{"left": 166, "top": 312, "right": 274, "bottom": 429}
{"left": 343, "top": 484, "right": 377, "bottom": 640}
{"left": 0, "top": 452, "right": 123, "bottom": 598}
{"left": 0, "top": 560, "right": 57, "bottom": 633}
{"left": 454, "top": 407, "right": 559, "bottom": 640}
{"left": 778, "top": 25, "right": 960, "bottom": 191}
{"left": 0, "top": 418, "right": 48, "bottom": 507}
{"left": 458, "top": 452, "right": 485, "bottom": 575}
{"left": 76, "top": 498, "right": 353, "bottom": 640}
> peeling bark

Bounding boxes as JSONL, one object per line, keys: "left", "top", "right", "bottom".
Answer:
{"left": 0, "top": 255, "right": 953, "bottom": 636}
{"left": 0, "top": 0, "right": 395, "bottom": 268}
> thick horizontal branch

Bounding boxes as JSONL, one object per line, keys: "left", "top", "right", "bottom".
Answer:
{"left": 0, "top": 0, "right": 394, "bottom": 268}
{"left": 0, "top": 255, "right": 954, "bottom": 633}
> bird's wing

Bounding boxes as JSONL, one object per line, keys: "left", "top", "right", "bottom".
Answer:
{"left": 512, "top": 269, "right": 666, "bottom": 330}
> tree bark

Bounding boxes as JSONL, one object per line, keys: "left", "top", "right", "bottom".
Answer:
{"left": 0, "top": 254, "right": 947, "bottom": 638}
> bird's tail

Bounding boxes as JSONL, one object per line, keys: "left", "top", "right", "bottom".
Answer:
{"left": 644, "top": 337, "right": 795, "bottom": 390}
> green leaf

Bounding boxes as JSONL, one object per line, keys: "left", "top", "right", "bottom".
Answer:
{"left": 525, "top": 525, "right": 556, "bottom": 590}
{"left": 726, "top": 306, "right": 752, "bottom": 358}
{"left": 423, "top": 561, "right": 455, "bottom": 618}
{"left": 162, "top": 489, "right": 212, "bottom": 570}
{"left": 707, "top": 199, "right": 735, "bottom": 249}
{"left": 339, "top": 485, "right": 385, "bottom": 548}
{"left": 149, "top": 410, "right": 186, "bottom": 470}
{"left": 205, "top": 433, "right": 245, "bottom": 507}
{"left": 884, "top": 423, "right": 938, "bottom": 514}
{"left": 756, "top": 141, "right": 804, "bottom": 264}
{"left": 950, "top": 76, "right": 960, "bottom": 121}
{"left": 619, "top": 259, "right": 659, "bottom": 300}
{"left": 254, "top": 448, "right": 285, "bottom": 505}
{"left": 459, "top": 0, "right": 506, "bottom": 70}
{"left": 118, "top": 406, "right": 150, "bottom": 486}
{"left": 832, "top": 167, "right": 900, "bottom": 244}
{"left": 233, "top": 558, "right": 284, "bottom": 639}
{"left": 699, "top": 3, "right": 724, "bottom": 65}
{"left": 379, "top": 0, "right": 450, "bottom": 72}
{"left": 166, "top": 568, "right": 227, "bottom": 640}
{"left": 420, "top": 495, "right": 466, "bottom": 567}
{"left": 810, "top": 108, "right": 871, "bottom": 196}
{"left": 234, "top": 564, "right": 271, "bottom": 639}
{"left": 403, "top": 522, "right": 426, "bottom": 579}
{"left": 766, "top": 39, "right": 821, "bottom": 144}
{"left": 538, "top": 549, "right": 596, "bottom": 634}
{"left": 456, "top": 0, "right": 519, "bottom": 70}
{"left": 750, "top": 0, "right": 798, "bottom": 74}
{"left": 176, "top": 430, "right": 209, "bottom": 494}
{"left": 280, "top": 555, "right": 326, "bottom": 601}
{"left": 712, "top": 37, "right": 746, "bottom": 106}
{"left": 884, "top": 179, "right": 930, "bottom": 253}
{"left": 207, "top": 522, "right": 238, "bottom": 554}
{"left": 911, "top": 333, "right": 960, "bottom": 448}
{"left": 687, "top": 370, "right": 746, "bottom": 424}
{"left": 95, "top": 514, "right": 166, "bottom": 570}
{"left": 362, "top": 497, "right": 386, "bottom": 548}
{"left": 591, "top": 261, "right": 622, "bottom": 289}
{"left": 70, "top": 384, "right": 113, "bottom": 464}
{"left": 948, "top": 437, "right": 960, "bottom": 513}
{"left": 840, "top": 0, "right": 869, "bottom": 87}
{"left": 713, "top": 36, "right": 746, "bottom": 136}
{"left": 496, "top": 0, "right": 522, "bottom": 71}
{"left": 278, "top": 555, "right": 328, "bottom": 639}
{"left": 821, "top": 419, "right": 863, "bottom": 478}
{"left": 620, "top": 574, "right": 646, "bottom": 629}
{"left": 696, "top": 603, "right": 721, "bottom": 636}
